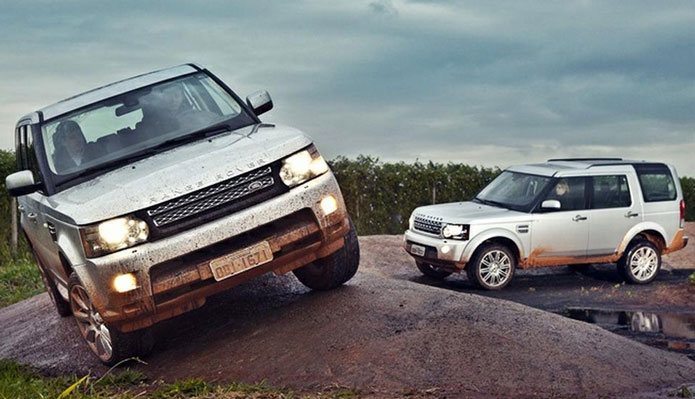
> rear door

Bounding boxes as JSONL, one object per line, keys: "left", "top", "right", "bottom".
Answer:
{"left": 586, "top": 174, "right": 641, "bottom": 256}
{"left": 531, "top": 177, "right": 590, "bottom": 259}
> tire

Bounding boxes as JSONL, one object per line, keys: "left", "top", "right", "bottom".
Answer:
{"left": 33, "top": 255, "right": 72, "bottom": 317}
{"left": 618, "top": 240, "right": 661, "bottom": 284}
{"left": 416, "top": 261, "right": 452, "bottom": 280}
{"left": 68, "top": 273, "right": 153, "bottom": 366}
{"left": 293, "top": 220, "right": 360, "bottom": 290}
{"left": 466, "top": 244, "right": 516, "bottom": 290}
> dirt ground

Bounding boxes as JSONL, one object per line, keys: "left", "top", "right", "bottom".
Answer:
{"left": 1, "top": 234, "right": 694, "bottom": 399}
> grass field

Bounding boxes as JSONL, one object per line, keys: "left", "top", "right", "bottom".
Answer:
{"left": 0, "top": 359, "right": 359, "bottom": 399}
{"left": 0, "top": 254, "right": 43, "bottom": 308}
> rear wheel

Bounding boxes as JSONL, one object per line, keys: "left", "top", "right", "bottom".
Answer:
{"left": 294, "top": 220, "right": 360, "bottom": 290}
{"left": 618, "top": 240, "right": 661, "bottom": 284}
{"left": 466, "top": 244, "right": 516, "bottom": 290}
{"left": 68, "top": 273, "right": 153, "bottom": 366}
{"left": 416, "top": 261, "right": 452, "bottom": 280}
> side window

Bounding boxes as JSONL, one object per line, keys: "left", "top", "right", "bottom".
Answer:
{"left": 591, "top": 175, "right": 631, "bottom": 209}
{"left": 634, "top": 164, "right": 676, "bottom": 202}
{"left": 544, "top": 177, "right": 587, "bottom": 211}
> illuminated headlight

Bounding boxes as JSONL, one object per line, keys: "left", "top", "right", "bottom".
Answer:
{"left": 81, "top": 216, "right": 149, "bottom": 257}
{"left": 441, "top": 224, "right": 470, "bottom": 240}
{"left": 280, "top": 145, "right": 329, "bottom": 187}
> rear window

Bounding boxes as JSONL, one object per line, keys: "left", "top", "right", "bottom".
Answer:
{"left": 634, "top": 164, "right": 677, "bottom": 202}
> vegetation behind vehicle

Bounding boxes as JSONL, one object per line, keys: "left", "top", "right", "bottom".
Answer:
{"left": 1, "top": 149, "right": 694, "bottom": 254}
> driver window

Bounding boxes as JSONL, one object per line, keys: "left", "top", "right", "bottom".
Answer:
{"left": 544, "top": 177, "right": 587, "bottom": 211}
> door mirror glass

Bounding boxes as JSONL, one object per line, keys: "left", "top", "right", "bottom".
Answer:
{"left": 246, "top": 90, "right": 273, "bottom": 116}
{"left": 541, "top": 199, "right": 561, "bottom": 210}
{"left": 6, "top": 170, "right": 39, "bottom": 197}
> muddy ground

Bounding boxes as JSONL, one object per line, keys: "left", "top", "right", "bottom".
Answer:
{"left": 0, "top": 232, "right": 694, "bottom": 399}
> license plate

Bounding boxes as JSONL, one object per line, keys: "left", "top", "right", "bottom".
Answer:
{"left": 209, "top": 241, "right": 274, "bottom": 281}
{"left": 410, "top": 244, "right": 426, "bottom": 257}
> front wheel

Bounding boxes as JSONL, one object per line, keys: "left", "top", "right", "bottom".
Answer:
{"left": 466, "top": 244, "right": 516, "bottom": 290}
{"left": 68, "top": 273, "right": 153, "bottom": 366}
{"left": 293, "top": 220, "right": 360, "bottom": 290}
{"left": 618, "top": 240, "right": 661, "bottom": 284}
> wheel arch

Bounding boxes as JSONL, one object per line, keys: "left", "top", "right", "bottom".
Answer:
{"left": 618, "top": 222, "right": 669, "bottom": 255}
{"left": 462, "top": 229, "right": 524, "bottom": 265}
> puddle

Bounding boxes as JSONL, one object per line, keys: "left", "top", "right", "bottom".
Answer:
{"left": 562, "top": 308, "right": 695, "bottom": 360}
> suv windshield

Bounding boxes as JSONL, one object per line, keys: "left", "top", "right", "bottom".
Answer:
{"left": 474, "top": 171, "right": 552, "bottom": 212}
{"left": 40, "top": 72, "right": 254, "bottom": 186}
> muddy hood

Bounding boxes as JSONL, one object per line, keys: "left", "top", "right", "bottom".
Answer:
{"left": 45, "top": 124, "right": 312, "bottom": 225}
{"left": 413, "top": 202, "right": 529, "bottom": 224}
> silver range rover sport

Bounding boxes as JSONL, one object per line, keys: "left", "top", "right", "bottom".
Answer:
{"left": 405, "top": 158, "right": 688, "bottom": 290}
{"left": 6, "top": 64, "right": 359, "bottom": 365}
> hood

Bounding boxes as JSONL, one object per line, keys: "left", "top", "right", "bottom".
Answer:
{"left": 413, "top": 201, "right": 529, "bottom": 225}
{"left": 46, "top": 124, "right": 311, "bottom": 225}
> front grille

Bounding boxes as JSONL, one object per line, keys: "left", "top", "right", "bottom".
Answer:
{"left": 413, "top": 215, "right": 442, "bottom": 235}
{"left": 145, "top": 164, "right": 282, "bottom": 231}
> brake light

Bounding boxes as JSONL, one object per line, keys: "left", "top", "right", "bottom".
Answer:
{"left": 681, "top": 200, "right": 686, "bottom": 228}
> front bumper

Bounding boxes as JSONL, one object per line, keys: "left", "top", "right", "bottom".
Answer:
{"left": 74, "top": 172, "right": 349, "bottom": 332}
{"left": 403, "top": 229, "right": 470, "bottom": 270}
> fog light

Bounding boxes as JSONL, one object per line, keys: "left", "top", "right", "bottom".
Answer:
{"left": 113, "top": 273, "right": 137, "bottom": 293}
{"left": 441, "top": 245, "right": 451, "bottom": 254}
{"left": 320, "top": 195, "right": 338, "bottom": 215}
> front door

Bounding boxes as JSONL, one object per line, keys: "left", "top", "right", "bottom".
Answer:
{"left": 530, "top": 177, "right": 590, "bottom": 263}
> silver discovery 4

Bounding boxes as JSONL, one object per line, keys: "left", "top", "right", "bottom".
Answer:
{"left": 6, "top": 64, "right": 359, "bottom": 365}
{"left": 405, "top": 158, "right": 688, "bottom": 290}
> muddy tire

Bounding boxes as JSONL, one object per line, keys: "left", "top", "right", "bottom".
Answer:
{"left": 416, "top": 261, "right": 452, "bottom": 280}
{"left": 618, "top": 240, "right": 661, "bottom": 285}
{"left": 34, "top": 254, "right": 72, "bottom": 317}
{"left": 293, "top": 220, "right": 360, "bottom": 290}
{"left": 68, "top": 273, "right": 153, "bottom": 366}
{"left": 466, "top": 244, "right": 516, "bottom": 290}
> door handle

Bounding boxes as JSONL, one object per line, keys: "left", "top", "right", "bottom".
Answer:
{"left": 572, "top": 215, "right": 587, "bottom": 222}
{"left": 625, "top": 211, "right": 639, "bottom": 218}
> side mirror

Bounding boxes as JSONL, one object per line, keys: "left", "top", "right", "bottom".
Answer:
{"left": 6, "top": 171, "right": 40, "bottom": 197}
{"left": 541, "top": 199, "right": 561, "bottom": 210}
{"left": 246, "top": 90, "right": 273, "bottom": 116}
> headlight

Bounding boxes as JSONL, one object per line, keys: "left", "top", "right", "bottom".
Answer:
{"left": 280, "top": 145, "right": 329, "bottom": 187}
{"left": 81, "top": 216, "right": 149, "bottom": 257}
{"left": 441, "top": 224, "right": 470, "bottom": 240}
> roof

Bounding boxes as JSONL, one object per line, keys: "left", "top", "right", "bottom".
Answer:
{"left": 507, "top": 158, "right": 661, "bottom": 177}
{"left": 18, "top": 64, "right": 201, "bottom": 125}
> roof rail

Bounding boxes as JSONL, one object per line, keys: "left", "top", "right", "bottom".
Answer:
{"left": 547, "top": 158, "right": 623, "bottom": 162}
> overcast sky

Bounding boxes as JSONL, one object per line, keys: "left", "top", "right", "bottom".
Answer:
{"left": 1, "top": 0, "right": 694, "bottom": 176}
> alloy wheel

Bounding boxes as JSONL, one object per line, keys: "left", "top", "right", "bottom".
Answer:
{"left": 479, "top": 250, "right": 512, "bottom": 288}
{"left": 629, "top": 246, "right": 659, "bottom": 282}
{"left": 69, "top": 284, "right": 113, "bottom": 361}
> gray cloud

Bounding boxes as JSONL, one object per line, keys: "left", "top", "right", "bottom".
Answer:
{"left": 0, "top": 0, "right": 694, "bottom": 176}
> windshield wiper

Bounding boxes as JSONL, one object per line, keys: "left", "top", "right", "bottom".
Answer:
{"left": 65, "top": 122, "right": 236, "bottom": 182}
{"left": 473, "top": 197, "right": 507, "bottom": 208}
{"left": 148, "top": 121, "right": 234, "bottom": 150}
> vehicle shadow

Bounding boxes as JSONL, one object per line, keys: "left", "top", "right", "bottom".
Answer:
{"left": 408, "top": 264, "right": 693, "bottom": 312}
